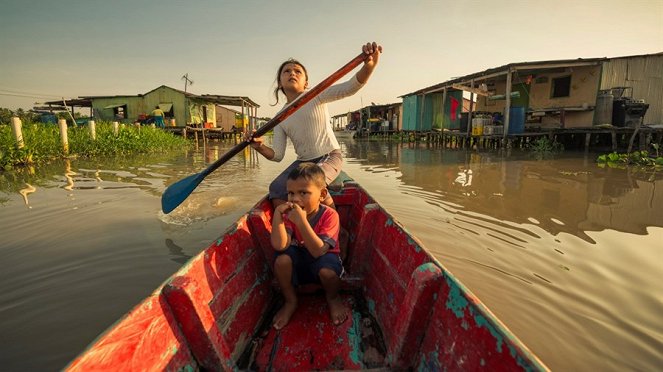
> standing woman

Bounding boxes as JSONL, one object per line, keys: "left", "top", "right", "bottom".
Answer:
{"left": 248, "top": 42, "right": 382, "bottom": 209}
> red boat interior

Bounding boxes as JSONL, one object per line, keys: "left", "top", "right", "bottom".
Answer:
{"left": 66, "top": 181, "right": 547, "bottom": 371}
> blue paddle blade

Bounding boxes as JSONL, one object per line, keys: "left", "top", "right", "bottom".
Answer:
{"left": 161, "top": 172, "right": 206, "bottom": 214}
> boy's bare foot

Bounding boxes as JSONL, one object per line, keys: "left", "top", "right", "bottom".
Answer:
{"left": 273, "top": 299, "right": 297, "bottom": 330}
{"left": 327, "top": 296, "right": 349, "bottom": 325}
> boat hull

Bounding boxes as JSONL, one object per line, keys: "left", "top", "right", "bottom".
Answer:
{"left": 66, "top": 176, "right": 548, "bottom": 371}
{"left": 333, "top": 129, "right": 356, "bottom": 140}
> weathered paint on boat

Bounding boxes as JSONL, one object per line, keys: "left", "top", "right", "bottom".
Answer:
{"left": 66, "top": 176, "right": 548, "bottom": 371}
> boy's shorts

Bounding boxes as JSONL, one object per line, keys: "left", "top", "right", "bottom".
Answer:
{"left": 275, "top": 245, "right": 344, "bottom": 287}
{"left": 268, "top": 149, "right": 343, "bottom": 202}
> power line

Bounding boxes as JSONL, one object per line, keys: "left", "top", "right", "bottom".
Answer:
{"left": 0, "top": 92, "right": 58, "bottom": 99}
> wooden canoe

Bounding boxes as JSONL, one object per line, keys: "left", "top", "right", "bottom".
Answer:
{"left": 333, "top": 128, "right": 357, "bottom": 140}
{"left": 66, "top": 175, "right": 548, "bottom": 371}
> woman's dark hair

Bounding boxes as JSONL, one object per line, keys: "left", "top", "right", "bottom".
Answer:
{"left": 271, "top": 58, "right": 308, "bottom": 106}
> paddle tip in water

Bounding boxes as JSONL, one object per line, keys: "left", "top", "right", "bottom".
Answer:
{"left": 161, "top": 173, "right": 205, "bottom": 214}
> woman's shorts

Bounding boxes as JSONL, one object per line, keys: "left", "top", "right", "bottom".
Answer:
{"left": 275, "top": 245, "right": 344, "bottom": 286}
{"left": 268, "top": 149, "right": 342, "bottom": 201}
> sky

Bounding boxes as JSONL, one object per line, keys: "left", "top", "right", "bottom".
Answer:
{"left": 1, "top": 0, "right": 661, "bottom": 118}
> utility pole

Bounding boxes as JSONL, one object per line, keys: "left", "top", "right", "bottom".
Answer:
{"left": 181, "top": 73, "right": 194, "bottom": 126}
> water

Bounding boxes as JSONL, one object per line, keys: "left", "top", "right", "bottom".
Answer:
{"left": 0, "top": 139, "right": 661, "bottom": 371}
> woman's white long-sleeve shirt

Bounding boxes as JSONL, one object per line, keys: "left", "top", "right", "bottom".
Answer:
{"left": 270, "top": 75, "right": 365, "bottom": 162}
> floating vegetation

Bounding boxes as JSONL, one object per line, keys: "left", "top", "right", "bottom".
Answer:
{"left": 596, "top": 145, "right": 663, "bottom": 169}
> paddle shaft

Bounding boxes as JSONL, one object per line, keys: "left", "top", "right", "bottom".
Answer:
{"left": 197, "top": 52, "right": 367, "bottom": 179}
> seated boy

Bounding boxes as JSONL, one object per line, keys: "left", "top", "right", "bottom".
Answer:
{"left": 270, "top": 162, "right": 348, "bottom": 330}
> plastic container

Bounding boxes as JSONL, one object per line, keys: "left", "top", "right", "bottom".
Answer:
{"left": 593, "top": 90, "right": 613, "bottom": 125}
{"left": 471, "top": 117, "right": 484, "bottom": 136}
{"left": 508, "top": 106, "right": 525, "bottom": 134}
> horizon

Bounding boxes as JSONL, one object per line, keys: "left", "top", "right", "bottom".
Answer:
{"left": 1, "top": 0, "right": 661, "bottom": 118}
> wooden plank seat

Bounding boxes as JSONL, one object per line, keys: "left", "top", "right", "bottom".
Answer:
{"left": 162, "top": 214, "right": 273, "bottom": 370}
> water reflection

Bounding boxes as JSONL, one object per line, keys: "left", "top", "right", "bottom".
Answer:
{"left": 165, "top": 238, "right": 193, "bottom": 265}
{"left": 18, "top": 183, "right": 36, "bottom": 207}
{"left": 63, "top": 159, "right": 75, "bottom": 191}
{"left": 344, "top": 140, "right": 663, "bottom": 241}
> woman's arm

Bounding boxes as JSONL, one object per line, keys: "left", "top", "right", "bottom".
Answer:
{"left": 245, "top": 126, "right": 287, "bottom": 162}
{"left": 318, "top": 42, "right": 382, "bottom": 104}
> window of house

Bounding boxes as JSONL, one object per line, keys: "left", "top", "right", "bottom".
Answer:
{"left": 551, "top": 76, "right": 571, "bottom": 98}
{"left": 114, "top": 105, "right": 127, "bottom": 119}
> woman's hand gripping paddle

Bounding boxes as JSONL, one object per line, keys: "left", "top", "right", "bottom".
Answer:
{"left": 161, "top": 52, "right": 367, "bottom": 214}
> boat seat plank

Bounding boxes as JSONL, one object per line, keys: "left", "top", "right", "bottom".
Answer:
{"left": 162, "top": 217, "right": 273, "bottom": 370}
{"left": 386, "top": 262, "right": 444, "bottom": 368}
{"left": 247, "top": 203, "right": 274, "bottom": 263}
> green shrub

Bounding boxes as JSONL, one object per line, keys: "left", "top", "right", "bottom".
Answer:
{"left": 0, "top": 121, "right": 189, "bottom": 170}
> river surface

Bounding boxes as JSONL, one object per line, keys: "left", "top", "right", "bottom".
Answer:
{"left": 0, "top": 138, "right": 661, "bottom": 371}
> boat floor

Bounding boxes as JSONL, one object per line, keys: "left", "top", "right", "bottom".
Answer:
{"left": 238, "top": 290, "right": 388, "bottom": 371}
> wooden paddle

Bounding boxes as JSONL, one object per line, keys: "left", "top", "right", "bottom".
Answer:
{"left": 161, "top": 52, "right": 367, "bottom": 214}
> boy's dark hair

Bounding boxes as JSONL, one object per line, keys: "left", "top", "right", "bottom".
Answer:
{"left": 272, "top": 58, "right": 308, "bottom": 106}
{"left": 287, "top": 162, "right": 326, "bottom": 189}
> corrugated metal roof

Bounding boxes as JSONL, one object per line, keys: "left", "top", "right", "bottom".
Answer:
{"left": 199, "top": 94, "right": 259, "bottom": 108}
{"left": 401, "top": 57, "right": 608, "bottom": 97}
{"left": 77, "top": 85, "right": 259, "bottom": 108}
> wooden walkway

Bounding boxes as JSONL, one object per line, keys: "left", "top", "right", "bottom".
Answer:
{"left": 164, "top": 126, "right": 240, "bottom": 141}
{"left": 164, "top": 126, "right": 663, "bottom": 152}
{"left": 357, "top": 126, "right": 663, "bottom": 152}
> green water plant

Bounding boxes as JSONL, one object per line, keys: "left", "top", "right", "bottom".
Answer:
{"left": 527, "top": 136, "right": 564, "bottom": 158}
{"left": 0, "top": 121, "right": 189, "bottom": 170}
{"left": 596, "top": 146, "right": 663, "bottom": 169}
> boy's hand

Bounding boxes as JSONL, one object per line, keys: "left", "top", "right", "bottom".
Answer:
{"left": 286, "top": 203, "right": 307, "bottom": 226}
{"left": 274, "top": 202, "right": 292, "bottom": 216}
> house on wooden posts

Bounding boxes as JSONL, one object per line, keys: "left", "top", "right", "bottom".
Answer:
{"left": 400, "top": 52, "right": 661, "bottom": 136}
{"left": 348, "top": 102, "right": 403, "bottom": 133}
{"left": 42, "top": 85, "right": 259, "bottom": 129}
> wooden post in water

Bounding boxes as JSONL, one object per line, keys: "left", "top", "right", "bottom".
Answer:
{"left": 10, "top": 117, "right": 24, "bottom": 149}
{"left": 88, "top": 120, "right": 96, "bottom": 140}
{"left": 58, "top": 119, "right": 69, "bottom": 153}
{"left": 503, "top": 68, "right": 512, "bottom": 139}
{"left": 112, "top": 121, "right": 119, "bottom": 135}
{"left": 467, "top": 80, "right": 475, "bottom": 137}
